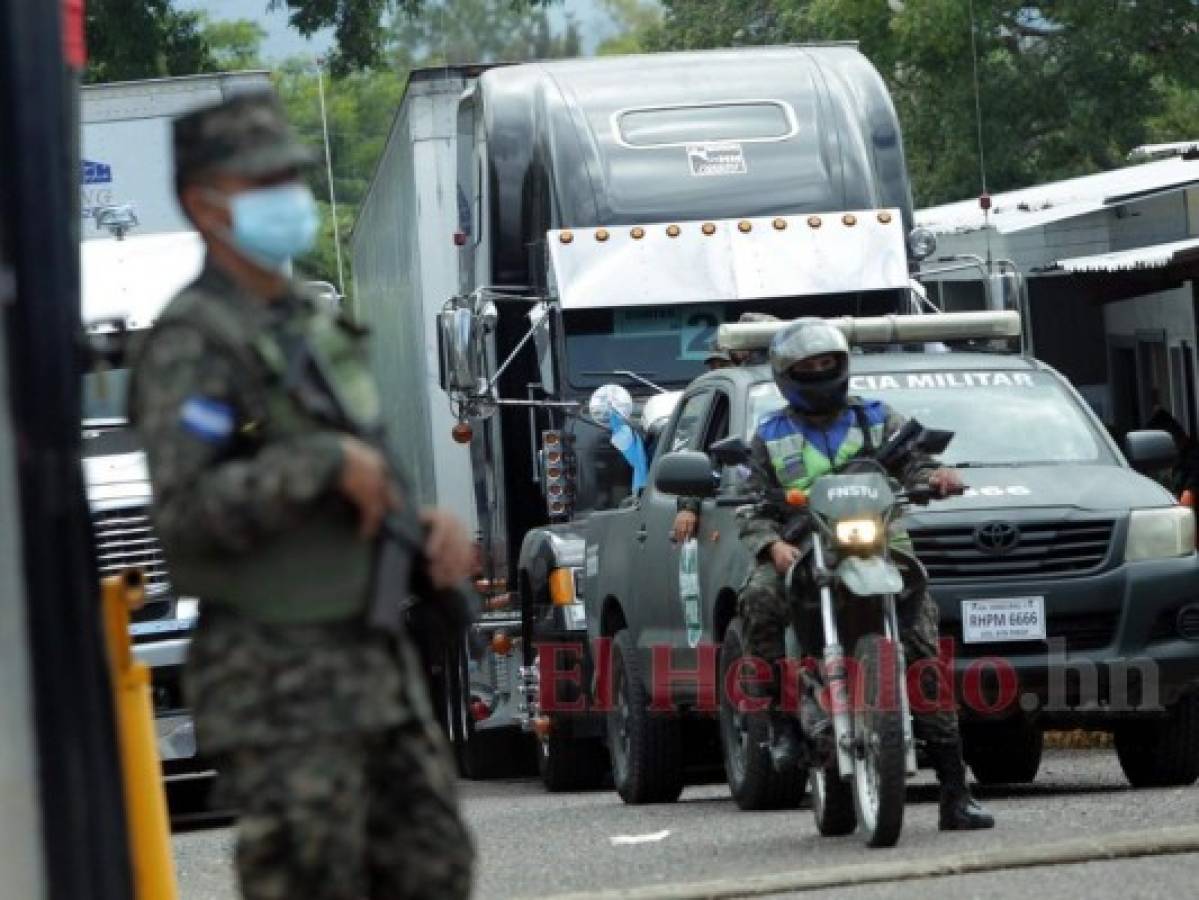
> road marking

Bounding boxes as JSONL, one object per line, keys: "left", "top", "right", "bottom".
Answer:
{"left": 543, "top": 824, "right": 1199, "bottom": 898}
{"left": 610, "top": 830, "right": 672, "bottom": 846}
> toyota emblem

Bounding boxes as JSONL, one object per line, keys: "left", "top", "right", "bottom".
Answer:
{"left": 974, "top": 521, "right": 1020, "bottom": 555}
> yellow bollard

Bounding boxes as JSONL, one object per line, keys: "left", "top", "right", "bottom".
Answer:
{"left": 102, "top": 570, "right": 180, "bottom": 900}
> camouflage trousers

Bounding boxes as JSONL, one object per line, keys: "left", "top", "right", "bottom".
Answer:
{"left": 739, "top": 560, "right": 959, "bottom": 745}
{"left": 218, "top": 720, "right": 474, "bottom": 900}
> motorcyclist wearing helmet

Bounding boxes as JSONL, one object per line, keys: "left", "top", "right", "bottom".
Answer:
{"left": 736, "top": 318, "right": 994, "bottom": 831}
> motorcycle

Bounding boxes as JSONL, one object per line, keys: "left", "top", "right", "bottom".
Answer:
{"left": 710, "top": 421, "right": 958, "bottom": 848}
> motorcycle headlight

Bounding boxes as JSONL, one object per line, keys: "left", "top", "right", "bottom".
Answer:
{"left": 1125, "top": 507, "right": 1196, "bottom": 562}
{"left": 835, "top": 518, "right": 881, "bottom": 549}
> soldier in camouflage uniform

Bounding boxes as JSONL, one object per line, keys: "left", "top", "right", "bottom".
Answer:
{"left": 737, "top": 319, "right": 994, "bottom": 831}
{"left": 130, "top": 92, "right": 475, "bottom": 898}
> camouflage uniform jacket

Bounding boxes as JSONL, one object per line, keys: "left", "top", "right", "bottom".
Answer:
{"left": 131, "top": 261, "right": 425, "bottom": 752}
{"left": 738, "top": 398, "right": 937, "bottom": 560}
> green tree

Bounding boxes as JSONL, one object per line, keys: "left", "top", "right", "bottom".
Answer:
{"left": 199, "top": 15, "right": 269, "bottom": 70}
{"left": 269, "top": 0, "right": 560, "bottom": 74}
{"left": 647, "top": 0, "right": 1199, "bottom": 206}
{"left": 596, "top": 0, "right": 663, "bottom": 55}
{"left": 278, "top": 0, "right": 584, "bottom": 286}
{"left": 85, "top": 0, "right": 214, "bottom": 83}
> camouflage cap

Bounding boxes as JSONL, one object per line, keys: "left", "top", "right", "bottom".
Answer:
{"left": 173, "top": 90, "right": 316, "bottom": 186}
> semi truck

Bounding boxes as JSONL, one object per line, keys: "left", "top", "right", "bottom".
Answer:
{"left": 351, "top": 45, "right": 953, "bottom": 785}
{"left": 80, "top": 71, "right": 270, "bottom": 768}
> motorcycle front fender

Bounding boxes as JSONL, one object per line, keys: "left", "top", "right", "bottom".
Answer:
{"left": 836, "top": 555, "right": 904, "bottom": 597}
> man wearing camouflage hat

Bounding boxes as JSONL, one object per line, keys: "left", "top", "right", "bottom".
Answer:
{"left": 130, "top": 90, "right": 474, "bottom": 899}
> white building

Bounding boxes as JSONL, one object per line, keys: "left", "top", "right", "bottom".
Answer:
{"left": 917, "top": 146, "right": 1199, "bottom": 435}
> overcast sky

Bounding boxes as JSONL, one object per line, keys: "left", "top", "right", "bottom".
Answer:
{"left": 175, "top": 0, "right": 628, "bottom": 62}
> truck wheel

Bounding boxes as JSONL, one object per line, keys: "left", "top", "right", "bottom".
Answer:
{"left": 607, "top": 630, "right": 683, "bottom": 804}
{"left": 719, "top": 618, "right": 805, "bottom": 810}
{"left": 963, "top": 720, "right": 1043, "bottom": 785}
{"left": 1116, "top": 694, "right": 1199, "bottom": 788}
{"left": 538, "top": 732, "right": 609, "bottom": 792}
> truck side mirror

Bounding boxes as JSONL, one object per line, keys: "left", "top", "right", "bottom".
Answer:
{"left": 438, "top": 304, "right": 482, "bottom": 394}
{"left": 655, "top": 451, "right": 717, "bottom": 498}
{"left": 1124, "top": 429, "right": 1178, "bottom": 472}
{"left": 530, "top": 302, "right": 556, "bottom": 395}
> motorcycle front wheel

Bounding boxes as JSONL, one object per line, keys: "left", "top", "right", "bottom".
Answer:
{"left": 851, "top": 632, "right": 906, "bottom": 848}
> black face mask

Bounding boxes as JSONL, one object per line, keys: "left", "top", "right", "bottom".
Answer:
{"left": 779, "top": 362, "right": 849, "bottom": 415}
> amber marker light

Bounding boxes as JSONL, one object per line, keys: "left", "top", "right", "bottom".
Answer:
{"left": 738, "top": 220, "right": 752, "bottom": 233}
{"left": 785, "top": 488, "right": 808, "bottom": 507}
{"left": 595, "top": 228, "right": 610, "bottom": 242}
{"left": 549, "top": 568, "right": 575, "bottom": 605}
{"left": 702, "top": 222, "right": 716, "bottom": 235}
{"left": 842, "top": 213, "right": 858, "bottom": 226}
{"left": 877, "top": 211, "right": 893, "bottom": 224}
{"left": 491, "top": 631, "right": 513, "bottom": 656}
{"left": 559, "top": 231, "right": 574, "bottom": 244}
{"left": 808, "top": 215, "right": 822, "bottom": 228}
{"left": 631, "top": 226, "right": 645, "bottom": 239}
{"left": 666, "top": 224, "right": 681, "bottom": 238}
{"left": 773, "top": 218, "right": 787, "bottom": 230}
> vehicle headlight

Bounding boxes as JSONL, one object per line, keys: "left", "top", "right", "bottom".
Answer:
{"left": 1125, "top": 507, "right": 1196, "bottom": 562}
{"left": 175, "top": 598, "right": 200, "bottom": 621}
{"left": 835, "top": 518, "right": 881, "bottom": 548}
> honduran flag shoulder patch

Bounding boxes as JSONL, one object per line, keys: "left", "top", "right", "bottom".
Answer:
{"left": 179, "top": 396, "right": 236, "bottom": 444}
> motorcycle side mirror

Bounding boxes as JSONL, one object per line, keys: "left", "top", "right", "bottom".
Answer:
{"left": 709, "top": 436, "right": 752, "bottom": 467}
{"left": 916, "top": 428, "right": 955, "bottom": 456}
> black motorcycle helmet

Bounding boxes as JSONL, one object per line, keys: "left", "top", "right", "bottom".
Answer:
{"left": 769, "top": 319, "right": 851, "bottom": 415}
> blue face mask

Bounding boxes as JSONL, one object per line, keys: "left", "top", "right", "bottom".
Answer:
{"left": 225, "top": 183, "right": 319, "bottom": 269}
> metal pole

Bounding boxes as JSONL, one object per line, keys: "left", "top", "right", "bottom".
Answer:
{"left": 315, "top": 58, "right": 345, "bottom": 297}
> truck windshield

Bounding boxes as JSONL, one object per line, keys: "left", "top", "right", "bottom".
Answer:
{"left": 82, "top": 368, "right": 131, "bottom": 423}
{"left": 563, "top": 295, "right": 900, "bottom": 391}
{"left": 747, "top": 369, "right": 1112, "bottom": 467}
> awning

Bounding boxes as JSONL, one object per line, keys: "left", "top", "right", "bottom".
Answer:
{"left": 1050, "top": 236, "right": 1199, "bottom": 274}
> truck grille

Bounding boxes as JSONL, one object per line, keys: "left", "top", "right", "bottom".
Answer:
{"left": 910, "top": 520, "right": 1115, "bottom": 581}
{"left": 92, "top": 505, "right": 172, "bottom": 622}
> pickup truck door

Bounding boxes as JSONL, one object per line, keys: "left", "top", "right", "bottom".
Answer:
{"left": 634, "top": 389, "right": 712, "bottom": 653}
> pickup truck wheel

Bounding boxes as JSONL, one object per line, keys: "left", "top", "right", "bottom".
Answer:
{"left": 538, "top": 732, "right": 609, "bottom": 792}
{"left": 719, "top": 618, "right": 805, "bottom": 810}
{"left": 963, "top": 721, "right": 1043, "bottom": 785}
{"left": 607, "top": 630, "right": 683, "bottom": 804}
{"left": 1115, "top": 694, "right": 1199, "bottom": 788}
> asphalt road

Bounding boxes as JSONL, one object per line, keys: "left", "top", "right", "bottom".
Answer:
{"left": 173, "top": 749, "right": 1199, "bottom": 899}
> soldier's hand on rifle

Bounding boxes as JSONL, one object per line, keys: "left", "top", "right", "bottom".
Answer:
{"left": 421, "top": 509, "right": 474, "bottom": 589}
{"left": 339, "top": 436, "right": 400, "bottom": 539}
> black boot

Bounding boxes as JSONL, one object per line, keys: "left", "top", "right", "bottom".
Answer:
{"left": 927, "top": 740, "right": 995, "bottom": 831}
{"left": 768, "top": 711, "right": 804, "bottom": 772}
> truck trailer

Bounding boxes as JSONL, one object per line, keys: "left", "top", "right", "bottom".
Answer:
{"left": 351, "top": 46, "right": 937, "bottom": 786}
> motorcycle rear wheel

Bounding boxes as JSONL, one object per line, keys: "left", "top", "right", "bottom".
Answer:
{"left": 851, "top": 633, "right": 906, "bottom": 848}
